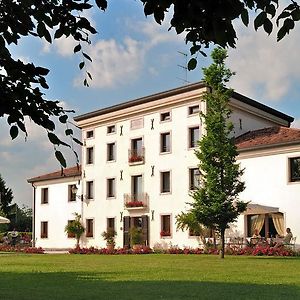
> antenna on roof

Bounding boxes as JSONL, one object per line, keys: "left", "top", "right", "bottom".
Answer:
{"left": 177, "top": 51, "right": 190, "bottom": 85}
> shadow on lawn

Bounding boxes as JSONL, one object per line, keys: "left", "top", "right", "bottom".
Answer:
{"left": 0, "top": 271, "right": 299, "bottom": 300}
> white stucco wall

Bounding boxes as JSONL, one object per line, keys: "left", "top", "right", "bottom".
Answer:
{"left": 236, "top": 148, "right": 300, "bottom": 241}
{"left": 34, "top": 178, "right": 81, "bottom": 249}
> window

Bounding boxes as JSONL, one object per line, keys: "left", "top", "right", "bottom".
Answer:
{"left": 290, "top": 157, "right": 300, "bottom": 182}
{"left": 68, "top": 184, "right": 77, "bottom": 202}
{"left": 161, "top": 215, "right": 171, "bottom": 237}
{"left": 189, "top": 168, "right": 200, "bottom": 190}
{"left": 41, "top": 188, "right": 48, "bottom": 204}
{"left": 107, "top": 218, "right": 115, "bottom": 232}
{"left": 129, "top": 138, "right": 144, "bottom": 163}
{"left": 107, "top": 125, "right": 116, "bottom": 134}
{"left": 86, "top": 219, "right": 94, "bottom": 237}
{"left": 86, "top": 130, "right": 94, "bottom": 138}
{"left": 188, "top": 105, "right": 199, "bottom": 115}
{"left": 86, "top": 147, "right": 94, "bottom": 164}
{"left": 67, "top": 220, "right": 75, "bottom": 238}
{"left": 41, "top": 221, "right": 48, "bottom": 238}
{"left": 160, "top": 132, "right": 171, "bottom": 153}
{"left": 160, "top": 112, "right": 171, "bottom": 122}
{"left": 161, "top": 171, "right": 171, "bottom": 193}
{"left": 132, "top": 175, "right": 143, "bottom": 200}
{"left": 107, "top": 142, "right": 116, "bottom": 161}
{"left": 107, "top": 178, "right": 116, "bottom": 198}
{"left": 189, "top": 126, "right": 199, "bottom": 148}
{"left": 86, "top": 181, "right": 94, "bottom": 200}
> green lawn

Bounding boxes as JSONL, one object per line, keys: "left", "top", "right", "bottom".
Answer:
{"left": 1, "top": 254, "right": 300, "bottom": 299}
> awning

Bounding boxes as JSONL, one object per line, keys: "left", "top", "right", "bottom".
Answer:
{"left": 243, "top": 203, "right": 279, "bottom": 215}
{"left": 0, "top": 216, "right": 10, "bottom": 224}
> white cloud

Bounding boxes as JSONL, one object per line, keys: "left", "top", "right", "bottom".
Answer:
{"left": 41, "top": 36, "right": 77, "bottom": 57}
{"left": 73, "top": 18, "right": 183, "bottom": 89}
{"left": 291, "top": 119, "right": 300, "bottom": 129}
{"left": 227, "top": 22, "right": 300, "bottom": 102}
{"left": 74, "top": 37, "right": 144, "bottom": 88}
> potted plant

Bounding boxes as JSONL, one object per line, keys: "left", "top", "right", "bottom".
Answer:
{"left": 101, "top": 228, "right": 117, "bottom": 250}
{"left": 64, "top": 213, "right": 85, "bottom": 247}
{"left": 129, "top": 227, "right": 143, "bottom": 249}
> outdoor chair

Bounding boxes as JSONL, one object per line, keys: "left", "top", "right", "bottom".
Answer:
{"left": 286, "top": 237, "right": 297, "bottom": 250}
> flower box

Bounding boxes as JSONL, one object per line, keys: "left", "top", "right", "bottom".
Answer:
{"left": 125, "top": 201, "right": 144, "bottom": 208}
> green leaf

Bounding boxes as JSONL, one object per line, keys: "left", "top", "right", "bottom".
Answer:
{"left": 263, "top": 18, "right": 273, "bottom": 35}
{"left": 59, "top": 115, "right": 68, "bottom": 124}
{"left": 54, "top": 28, "right": 64, "bottom": 39}
{"left": 266, "top": 4, "right": 276, "bottom": 18}
{"left": 79, "top": 62, "right": 85, "bottom": 70}
{"left": 87, "top": 71, "right": 92, "bottom": 80}
{"left": 95, "top": 0, "right": 107, "bottom": 11}
{"left": 10, "top": 125, "right": 18, "bottom": 140}
{"left": 74, "top": 44, "right": 81, "bottom": 53}
{"left": 65, "top": 129, "right": 73, "bottom": 136}
{"left": 36, "top": 67, "right": 50, "bottom": 76}
{"left": 82, "top": 52, "right": 92, "bottom": 62}
{"left": 48, "top": 132, "right": 61, "bottom": 145}
{"left": 241, "top": 9, "right": 249, "bottom": 27}
{"left": 72, "top": 137, "right": 83, "bottom": 146}
{"left": 55, "top": 151, "right": 67, "bottom": 168}
{"left": 188, "top": 58, "right": 197, "bottom": 71}
{"left": 254, "top": 12, "right": 267, "bottom": 30}
{"left": 291, "top": 9, "right": 300, "bottom": 21}
{"left": 277, "top": 26, "right": 287, "bottom": 41}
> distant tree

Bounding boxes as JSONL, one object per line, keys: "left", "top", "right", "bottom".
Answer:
{"left": 8, "top": 204, "right": 32, "bottom": 232}
{"left": 65, "top": 213, "right": 85, "bottom": 247}
{"left": 0, "top": 174, "right": 13, "bottom": 216}
{"left": 1, "top": 0, "right": 299, "bottom": 166}
{"left": 177, "top": 48, "right": 247, "bottom": 258}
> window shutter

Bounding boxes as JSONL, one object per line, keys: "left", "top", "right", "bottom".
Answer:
{"left": 123, "top": 216, "right": 130, "bottom": 248}
{"left": 141, "top": 215, "right": 149, "bottom": 246}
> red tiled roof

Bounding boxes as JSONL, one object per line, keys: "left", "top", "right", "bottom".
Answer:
{"left": 27, "top": 165, "right": 81, "bottom": 183}
{"left": 235, "top": 127, "right": 300, "bottom": 150}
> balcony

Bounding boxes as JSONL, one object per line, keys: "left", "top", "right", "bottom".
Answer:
{"left": 124, "top": 193, "right": 149, "bottom": 210}
{"left": 128, "top": 148, "right": 145, "bottom": 165}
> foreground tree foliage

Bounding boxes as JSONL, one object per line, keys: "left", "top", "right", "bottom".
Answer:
{"left": 1, "top": 0, "right": 299, "bottom": 166}
{"left": 177, "top": 48, "right": 247, "bottom": 259}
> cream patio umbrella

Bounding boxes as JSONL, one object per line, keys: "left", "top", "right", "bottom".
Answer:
{"left": 0, "top": 216, "right": 10, "bottom": 224}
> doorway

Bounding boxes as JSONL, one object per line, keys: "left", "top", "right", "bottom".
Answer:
{"left": 123, "top": 215, "right": 149, "bottom": 248}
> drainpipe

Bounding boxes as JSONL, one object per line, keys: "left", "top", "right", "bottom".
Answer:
{"left": 31, "top": 183, "right": 36, "bottom": 247}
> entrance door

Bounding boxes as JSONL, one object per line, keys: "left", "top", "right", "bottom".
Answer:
{"left": 123, "top": 215, "right": 149, "bottom": 248}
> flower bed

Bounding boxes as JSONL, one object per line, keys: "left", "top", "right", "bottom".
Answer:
{"left": 0, "top": 245, "right": 44, "bottom": 254}
{"left": 69, "top": 245, "right": 152, "bottom": 255}
{"left": 68, "top": 245, "right": 300, "bottom": 256}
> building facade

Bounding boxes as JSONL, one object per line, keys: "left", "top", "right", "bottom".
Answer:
{"left": 28, "top": 82, "right": 297, "bottom": 249}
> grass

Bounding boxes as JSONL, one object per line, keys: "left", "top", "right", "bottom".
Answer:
{"left": 1, "top": 254, "right": 300, "bottom": 299}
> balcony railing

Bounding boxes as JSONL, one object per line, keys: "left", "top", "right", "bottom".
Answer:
{"left": 128, "top": 148, "right": 145, "bottom": 164}
{"left": 124, "top": 193, "right": 149, "bottom": 210}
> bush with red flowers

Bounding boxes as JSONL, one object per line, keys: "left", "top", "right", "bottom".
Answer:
{"left": 0, "top": 245, "right": 44, "bottom": 254}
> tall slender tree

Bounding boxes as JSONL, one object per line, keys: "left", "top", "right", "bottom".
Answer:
{"left": 177, "top": 48, "right": 247, "bottom": 258}
{"left": 0, "top": 174, "right": 13, "bottom": 216}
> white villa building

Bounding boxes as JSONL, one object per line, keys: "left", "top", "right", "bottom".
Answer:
{"left": 28, "top": 82, "right": 300, "bottom": 249}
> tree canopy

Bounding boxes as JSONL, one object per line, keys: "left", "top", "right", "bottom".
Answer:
{"left": 1, "top": 0, "right": 299, "bottom": 166}
{"left": 177, "top": 48, "right": 247, "bottom": 258}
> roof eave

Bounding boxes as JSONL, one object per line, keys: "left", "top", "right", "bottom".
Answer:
{"left": 237, "top": 139, "right": 300, "bottom": 153}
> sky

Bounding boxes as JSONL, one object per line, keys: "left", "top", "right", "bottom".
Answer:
{"left": 1, "top": 0, "right": 300, "bottom": 208}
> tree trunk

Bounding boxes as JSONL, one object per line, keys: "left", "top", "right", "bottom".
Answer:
{"left": 220, "top": 228, "right": 225, "bottom": 259}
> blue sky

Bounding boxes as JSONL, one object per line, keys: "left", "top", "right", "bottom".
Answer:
{"left": 1, "top": 0, "right": 300, "bottom": 208}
